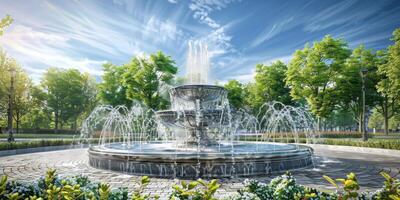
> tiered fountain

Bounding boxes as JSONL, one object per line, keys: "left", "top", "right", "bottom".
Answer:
{"left": 83, "top": 41, "right": 314, "bottom": 178}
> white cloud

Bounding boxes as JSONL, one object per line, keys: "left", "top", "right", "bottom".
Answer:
{"left": 250, "top": 17, "right": 294, "bottom": 48}
{"left": 303, "top": 0, "right": 386, "bottom": 32}
{"left": 167, "top": 0, "right": 179, "bottom": 4}
{"left": 188, "top": 0, "right": 240, "bottom": 58}
{"left": 0, "top": 0, "right": 189, "bottom": 82}
{"left": 144, "top": 17, "right": 184, "bottom": 43}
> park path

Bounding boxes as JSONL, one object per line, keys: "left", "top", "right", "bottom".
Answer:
{"left": 1, "top": 145, "right": 399, "bottom": 199}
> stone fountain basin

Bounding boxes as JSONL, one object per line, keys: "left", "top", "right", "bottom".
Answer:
{"left": 88, "top": 141, "right": 313, "bottom": 178}
{"left": 170, "top": 84, "right": 227, "bottom": 102}
{"left": 155, "top": 109, "right": 228, "bottom": 128}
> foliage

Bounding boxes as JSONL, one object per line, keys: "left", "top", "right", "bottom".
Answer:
{"left": 122, "top": 52, "right": 178, "bottom": 110}
{"left": 376, "top": 28, "right": 400, "bottom": 135}
{"left": 0, "top": 49, "right": 17, "bottom": 126}
{"left": 248, "top": 61, "right": 294, "bottom": 112}
{"left": 97, "top": 63, "right": 132, "bottom": 107}
{"left": 131, "top": 176, "right": 159, "bottom": 200}
{"left": 286, "top": 35, "right": 351, "bottom": 119}
{"left": 0, "top": 14, "right": 13, "bottom": 36}
{"left": 170, "top": 179, "right": 220, "bottom": 200}
{"left": 323, "top": 172, "right": 360, "bottom": 199}
{"left": 40, "top": 68, "right": 97, "bottom": 131}
{"left": 233, "top": 172, "right": 331, "bottom": 200}
{"left": 0, "top": 169, "right": 399, "bottom": 200}
{"left": 224, "top": 80, "right": 246, "bottom": 110}
{"left": 336, "top": 45, "right": 380, "bottom": 132}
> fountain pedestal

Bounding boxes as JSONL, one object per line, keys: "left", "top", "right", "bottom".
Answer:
{"left": 156, "top": 84, "right": 228, "bottom": 146}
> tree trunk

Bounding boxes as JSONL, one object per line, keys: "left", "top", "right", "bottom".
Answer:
{"left": 384, "top": 102, "right": 389, "bottom": 135}
{"left": 358, "top": 112, "right": 363, "bottom": 133}
{"left": 55, "top": 110, "right": 59, "bottom": 134}
{"left": 16, "top": 114, "right": 20, "bottom": 134}
{"left": 383, "top": 105, "right": 389, "bottom": 135}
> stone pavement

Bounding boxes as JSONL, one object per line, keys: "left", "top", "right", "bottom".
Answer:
{"left": 1, "top": 145, "right": 399, "bottom": 199}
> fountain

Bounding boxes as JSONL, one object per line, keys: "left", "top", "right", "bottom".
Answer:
{"left": 83, "top": 41, "right": 314, "bottom": 178}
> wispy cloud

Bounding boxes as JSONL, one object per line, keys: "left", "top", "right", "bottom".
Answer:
{"left": 1, "top": 0, "right": 398, "bottom": 84}
{"left": 0, "top": 0, "right": 187, "bottom": 82}
{"left": 188, "top": 0, "right": 240, "bottom": 57}
{"left": 250, "top": 17, "right": 294, "bottom": 48}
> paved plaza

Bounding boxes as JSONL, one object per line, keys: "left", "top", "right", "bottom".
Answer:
{"left": 1, "top": 145, "right": 399, "bottom": 198}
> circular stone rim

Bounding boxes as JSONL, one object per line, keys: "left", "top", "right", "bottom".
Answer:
{"left": 172, "top": 84, "right": 226, "bottom": 91}
{"left": 88, "top": 142, "right": 314, "bottom": 178}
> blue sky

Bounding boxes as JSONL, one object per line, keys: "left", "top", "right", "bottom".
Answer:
{"left": 1, "top": 0, "right": 400, "bottom": 83}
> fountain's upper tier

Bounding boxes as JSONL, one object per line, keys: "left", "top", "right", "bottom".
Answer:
{"left": 170, "top": 84, "right": 227, "bottom": 110}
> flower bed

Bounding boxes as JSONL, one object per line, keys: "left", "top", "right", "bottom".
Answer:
{"left": 1, "top": 170, "right": 399, "bottom": 200}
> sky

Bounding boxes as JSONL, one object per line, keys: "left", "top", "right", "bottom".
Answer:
{"left": 1, "top": 0, "right": 400, "bottom": 83}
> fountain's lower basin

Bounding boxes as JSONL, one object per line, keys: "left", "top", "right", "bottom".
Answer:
{"left": 88, "top": 142, "right": 313, "bottom": 178}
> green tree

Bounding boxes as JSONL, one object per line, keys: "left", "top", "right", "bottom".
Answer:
{"left": 12, "top": 67, "right": 32, "bottom": 133}
{"left": 377, "top": 28, "right": 400, "bottom": 135}
{"left": 41, "top": 68, "right": 97, "bottom": 132}
{"left": 0, "top": 50, "right": 33, "bottom": 133}
{"left": 286, "top": 35, "right": 351, "bottom": 126}
{"left": 0, "top": 15, "right": 13, "bottom": 36}
{"left": 248, "top": 61, "right": 294, "bottom": 112}
{"left": 122, "top": 52, "right": 178, "bottom": 110}
{"left": 368, "top": 108, "right": 384, "bottom": 131}
{"left": 224, "top": 80, "right": 245, "bottom": 110}
{"left": 97, "top": 63, "right": 132, "bottom": 107}
{"left": 0, "top": 49, "right": 18, "bottom": 130}
{"left": 21, "top": 85, "right": 52, "bottom": 129}
{"left": 336, "top": 45, "right": 379, "bottom": 133}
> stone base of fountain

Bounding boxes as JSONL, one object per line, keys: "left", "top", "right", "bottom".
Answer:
{"left": 88, "top": 142, "right": 313, "bottom": 178}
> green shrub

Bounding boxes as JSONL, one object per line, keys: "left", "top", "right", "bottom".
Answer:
{"left": 0, "top": 169, "right": 399, "bottom": 200}
{"left": 170, "top": 179, "right": 219, "bottom": 200}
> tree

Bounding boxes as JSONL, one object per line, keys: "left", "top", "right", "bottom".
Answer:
{"left": 248, "top": 61, "right": 294, "bottom": 112}
{"left": 224, "top": 80, "right": 245, "bottom": 110}
{"left": 0, "top": 49, "right": 19, "bottom": 132}
{"left": 97, "top": 63, "right": 132, "bottom": 107}
{"left": 21, "top": 85, "right": 52, "bottom": 129}
{"left": 286, "top": 35, "right": 351, "bottom": 126}
{"left": 41, "top": 68, "right": 97, "bottom": 132}
{"left": 0, "top": 15, "right": 13, "bottom": 36}
{"left": 122, "top": 52, "right": 178, "bottom": 110}
{"left": 12, "top": 67, "right": 32, "bottom": 133}
{"left": 336, "top": 45, "right": 379, "bottom": 133}
{"left": 376, "top": 28, "right": 400, "bottom": 135}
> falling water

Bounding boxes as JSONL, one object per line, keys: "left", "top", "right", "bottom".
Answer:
{"left": 186, "top": 41, "right": 210, "bottom": 84}
{"left": 81, "top": 40, "right": 316, "bottom": 178}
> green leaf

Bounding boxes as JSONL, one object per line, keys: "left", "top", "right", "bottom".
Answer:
{"left": 380, "top": 172, "right": 392, "bottom": 181}
{"left": 188, "top": 181, "right": 198, "bottom": 190}
{"left": 323, "top": 175, "right": 338, "bottom": 188}
{"left": 141, "top": 176, "right": 150, "bottom": 185}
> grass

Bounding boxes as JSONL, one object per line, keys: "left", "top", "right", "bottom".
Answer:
{"left": 0, "top": 131, "right": 399, "bottom": 151}
{"left": 0, "top": 133, "right": 77, "bottom": 139}
{"left": 0, "top": 139, "right": 78, "bottom": 151}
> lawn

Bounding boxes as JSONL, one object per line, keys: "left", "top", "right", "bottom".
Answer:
{"left": 0, "top": 133, "right": 77, "bottom": 139}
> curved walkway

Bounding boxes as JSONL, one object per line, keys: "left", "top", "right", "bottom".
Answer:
{"left": 1, "top": 145, "right": 399, "bottom": 198}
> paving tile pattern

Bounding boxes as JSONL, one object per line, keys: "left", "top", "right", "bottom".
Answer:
{"left": 1, "top": 146, "right": 399, "bottom": 199}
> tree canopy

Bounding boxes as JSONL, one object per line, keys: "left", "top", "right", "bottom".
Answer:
{"left": 224, "top": 80, "right": 246, "bottom": 110}
{"left": 249, "top": 61, "right": 294, "bottom": 111}
{"left": 286, "top": 35, "right": 351, "bottom": 119}
{"left": 122, "top": 52, "right": 178, "bottom": 110}
{"left": 0, "top": 15, "right": 13, "bottom": 36}
{"left": 41, "top": 68, "right": 97, "bottom": 131}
